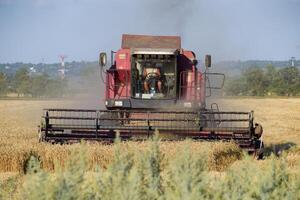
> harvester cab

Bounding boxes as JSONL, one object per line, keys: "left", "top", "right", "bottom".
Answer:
{"left": 98, "top": 34, "right": 225, "bottom": 110}
{"left": 39, "top": 34, "right": 263, "bottom": 156}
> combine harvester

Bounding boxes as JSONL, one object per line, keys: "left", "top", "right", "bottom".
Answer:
{"left": 39, "top": 34, "right": 263, "bottom": 155}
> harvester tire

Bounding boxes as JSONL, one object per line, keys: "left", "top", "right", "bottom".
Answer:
{"left": 38, "top": 131, "right": 46, "bottom": 143}
{"left": 255, "top": 140, "right": 264, "bottom": 160}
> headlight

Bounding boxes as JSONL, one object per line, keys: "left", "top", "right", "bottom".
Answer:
{"left": 184, "top": 102, "right": 192, "bottom": 108}
{"left": 115, "top": 101, "right": 123, "bottom": 106}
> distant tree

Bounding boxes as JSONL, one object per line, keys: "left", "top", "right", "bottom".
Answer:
{"left": 224, "top": 77, "right": 247, "bottom": 96}
{"left": 0, "top": 72, "right": 7, "bottom": 96}
{"left": 274, "top": 67, "right": 300, "bottom": 96}
{"left": 29, "top": 73, "right": 68, "bottom": 98}
{"left": 264, "top": 64, "right": 278, "bottom": 95}
{"left": 45, "top": 78, "right": 67, "bottom": 97}
{"left": 243, "top": 67, "right": 267, "bottom": 96}
{"left": 225, "top": 65, "right": 300, "bottom": 96}
{"left": 80, "top": 64, "right": 97, "bottom": 77}
{"left": 14, "top": 68, "right": 31, "bottom": 96}
{"left": 30, "top": 74, "right": 49, "bottom": 97}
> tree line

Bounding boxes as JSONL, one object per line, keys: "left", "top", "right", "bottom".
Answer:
{"left": 225, "top": 65, "right": 300, "bottom": 96}
{"left": 1, "top": 65, "right": 299, "bottom": 97}
{"left": 0, "top": 68, "right": 67, "bottom": 97}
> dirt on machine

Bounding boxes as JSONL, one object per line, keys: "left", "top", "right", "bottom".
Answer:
{"left": 39, "top": 34, "right": 264, "bottom": 154}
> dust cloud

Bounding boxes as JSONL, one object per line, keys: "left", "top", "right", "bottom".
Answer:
{"left": 65, "top": 64, "right": 105, "bottom": 109}
{"left": 141, "top": 0, "right": 196, "bottom": 39}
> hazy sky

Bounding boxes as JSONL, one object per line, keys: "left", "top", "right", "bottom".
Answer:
{"left": 0, "top": 0, "right": 299, "bottom": 63}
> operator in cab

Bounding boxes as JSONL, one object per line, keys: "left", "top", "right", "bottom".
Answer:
{"left": 143, "top": 63, "right": 162, "bottom": 94}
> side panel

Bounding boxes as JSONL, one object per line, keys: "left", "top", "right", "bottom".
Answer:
{"left": 106, "top": 49, "right": 131, "bottom": 101}
{"left": 116, "top": 49, "right": 131, "bottom": 70}
{"left": 178, "top": 50, "right": 205, "bottom": 107}
{"left": 115, "top": 70, "right": 131, "bottom": 98}
{"left": 178, "top": 50, "right": 196, "bottom": 101}
{"left": 106, "top": 69, "right": 131, "bottom": 100}
{"left": 106, "top": 71, "right": 115, "bottom": 99}
{"left": 186, "top": 71, "right": 195, "bottom": 101}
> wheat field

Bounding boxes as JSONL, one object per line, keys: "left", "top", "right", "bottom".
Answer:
{"left": 0, "top": 98, "right": 299, "bottom": 173}
{"left": 0, "top": 98, "right": 298, "bottom": 172}
{"left": 217, "top": 98, "right": 300, "bottom": 145}
{"left": 0, "top": 98, "right": 299, "bottom": 199}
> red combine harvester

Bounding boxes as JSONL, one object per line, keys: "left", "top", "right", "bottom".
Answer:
{"left": 39, "top": 34, "right": 263, "bottom": 154}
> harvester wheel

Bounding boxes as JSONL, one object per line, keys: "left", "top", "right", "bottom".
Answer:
{"left": 38, "top": 131, "right": 46, "bottom": 143}
{"left": 254, "top": 140, "right": 264, "bottom": 160}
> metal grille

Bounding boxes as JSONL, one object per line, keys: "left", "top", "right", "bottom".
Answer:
{"left": 40, "top": 109, "right": 259, "bottom": 150}
{"left": 42, "top": 109, "right": 252, "bottom": 134}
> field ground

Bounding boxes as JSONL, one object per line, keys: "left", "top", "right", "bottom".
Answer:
{"left": 0, "top": 98, "right": 299, "bottom": 176}
{"left": 217, "top": 98, "right": 300, "bottom": 146}
{"left": 1, "top": 98, "right": 299, "bottom": 144}
{"left": 0, "top": 98, "right": 300, "bottom": 199}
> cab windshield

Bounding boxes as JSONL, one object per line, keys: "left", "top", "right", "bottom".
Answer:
{"left": 131, "top": 53, "right": 176, "bottom": 99}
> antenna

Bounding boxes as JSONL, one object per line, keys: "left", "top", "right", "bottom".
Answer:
{"left": 59, "top": 54, "right": 67, "bottom": 79}
{"left": 290, "top": 57, "right": 296, "bottom": 67}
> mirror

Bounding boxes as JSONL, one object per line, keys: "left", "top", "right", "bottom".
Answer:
{"left": 99, "top": 52, "right": 107, "bottom": 67}
{"left": 205, "top": 55, "right": 211, "bottom": 68}
{"left": 192, "top": 59, "right": 198, "bottom": 66}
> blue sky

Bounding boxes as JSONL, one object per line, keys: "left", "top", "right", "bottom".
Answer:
{"left": 0, "top": 0, "right": 299, "bottom": 63}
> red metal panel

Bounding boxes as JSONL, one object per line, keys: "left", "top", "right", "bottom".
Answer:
{"left": 186, "top": 71, "right": 195, "bottom": 101}
{"left": 116, "top": 49, "right": 131, "bottom": 70}
{"left": 106, "top": 70, "right": 131, "bottom": 99}
{"left": 116, "top": 70, "right": 131, "bottom": 99}
{"left": 114, "top": 48, "right": 131, "bottom": 99}
{"left": 177, "top": 50, "right": 205, "bottom": 105}
{"left": 182, "top": 50, "right": 196, "bottom": 69}
{"left": 106, "top": 71, "right": 115, "bottom": 99}
{"left": 180, "top": 51, "right": 197, "bottom": 101}
{"left": 122, "top": 34, "right": 181, "bottom": 49}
